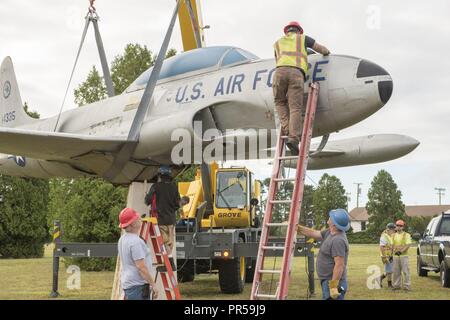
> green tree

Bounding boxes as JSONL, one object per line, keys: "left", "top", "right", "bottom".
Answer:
{"left": 0, "top": 176, "right": 50, "bottom": 258}
{"left": 312, "top": 173, "right": 347, "bottom": 229}
{"left": 408, "top": 216, "right": 433, "bottom": 236}
{"left": 0, "top": 104, "right": 50, "bottom": 258}
{"left": 111, "top": 43, "right": 153, "bottom": 94}
{"left": 48, "top": 178, "right": 126, "bottom": 270}
{"left": 74, "top": 66, "right": 107, "bottom": 106}
{"left": 24, "top": 102, "right": 40, "bottom": 119}
{"left": 300, "top": 184, "right": 314, "bottom": 226}
{"left": 366, "top": 170, "right": 406, "bottom": 236}
{"left": 175, "top": 165, "right": 199, "bottom": 183}
{"left": 74, "top": 43, "right": 177, "bottom": 101}
{"left": 260, "top": 177, "right": 314, "bottom": 235}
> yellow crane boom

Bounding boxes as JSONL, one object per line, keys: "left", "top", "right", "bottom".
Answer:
{"left": 177, "top": 0, "right": 206, "bottom": 51}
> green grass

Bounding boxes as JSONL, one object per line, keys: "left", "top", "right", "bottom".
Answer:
{"left": 0, "top": 244, "right": 448, "bottom": 300}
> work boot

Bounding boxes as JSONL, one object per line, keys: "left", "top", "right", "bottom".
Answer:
{"left": 286, "top": 138, "right": 299, "bottom": 156}
{"left": 387, "top": 281, "right": 393, "bottom": 289}
{"left": 169, "top": 257, "right": 177, "bottom": 272}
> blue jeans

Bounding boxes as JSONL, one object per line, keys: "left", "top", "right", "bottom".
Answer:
{"left": 124, "top": 284, "right": 152, "bottom": 300}
{"left": 321, "top": 279, "right": 348, "bottom": 300}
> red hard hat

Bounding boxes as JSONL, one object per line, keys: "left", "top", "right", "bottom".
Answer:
{"left": 119, "top": 208, "right": 140, "bottom": 229}
{"left": 284, "top": 21, "right": 303, "bottom": 34}
{"left": 396, "top": 219, "right": 406, "bottom": 226}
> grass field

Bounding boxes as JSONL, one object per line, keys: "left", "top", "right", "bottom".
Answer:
{"left": 0, "top": 244, "right": 448, "bottom": 300}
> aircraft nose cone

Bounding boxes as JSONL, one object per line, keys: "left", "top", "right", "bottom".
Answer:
{"left": 378, "top": 80, "right": 393, "bottom": 104}
{"left": 357, "top": 59, "right": 393, "bottom": 105}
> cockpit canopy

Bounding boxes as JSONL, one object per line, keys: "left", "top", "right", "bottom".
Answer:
{"left": 126, "top": 46, "right": 259, "bottom": 92}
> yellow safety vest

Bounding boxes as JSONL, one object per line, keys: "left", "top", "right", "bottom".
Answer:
{"left": 392, "top": 231, "right": 412, "bottom": 256}
{"left": 380, "top": 231, "right": 394, "bottom": 256}
{"left": 274, "top": 32, "right": 308, "bottom": 75}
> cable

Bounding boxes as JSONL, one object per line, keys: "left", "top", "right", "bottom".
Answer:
{"left": 306, "top": 174, "right": 319, "bottom": 187}
{"left": 53, "top": 13, "right": 92, "bottom": 131}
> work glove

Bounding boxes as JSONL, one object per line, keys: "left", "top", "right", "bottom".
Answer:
{"left": 152, "top": 288, "right": 159, "bottom": 300}
{"left": 389, "top": 256, "right": 394, "bottom": 263}
{"left": 395, "top": 251, "right": 402, "bottom": 256}
{"left": 329, "top": 280, "right": 340, "bottom": 300}
{"left": 381, "top": 256, "right": 388, "bottom": 264}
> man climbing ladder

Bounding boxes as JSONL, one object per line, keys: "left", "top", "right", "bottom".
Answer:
{"left": 273, "top": 21, "right": 329, "bottom": 155}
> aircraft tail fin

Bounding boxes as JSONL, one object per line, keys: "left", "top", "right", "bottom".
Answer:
{"left": 0, "top": 57, "right": 36, "bottom": 127}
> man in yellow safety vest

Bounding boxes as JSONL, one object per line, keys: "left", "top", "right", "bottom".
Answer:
{"left": 392, "top": 219, "right": 412, "bottom": 291}
{"left": 379, "top": 223, "right": 396, "bottom": 288}
{"left": 273, "top": 21, "right": 330, "bottom": 155}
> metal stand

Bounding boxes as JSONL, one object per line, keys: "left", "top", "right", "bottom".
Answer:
{"left": 307, "top": 252, "right": 315, "bottom": 296}
{"left": 50, "top": 220, "right": 61, "bottom": 298}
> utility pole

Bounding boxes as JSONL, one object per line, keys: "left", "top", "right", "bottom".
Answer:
{"left": 435, "top": 187, "right": 446, "bottom": 205}
{"left": 354, "top": 183, "right": 363, "bottom": 208}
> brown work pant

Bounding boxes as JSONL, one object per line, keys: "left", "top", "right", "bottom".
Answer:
{"left": 159, "top": 224, "right": 174, "bottom": 255}
{"left": 273, "top": 67, "right": 305, "bottom": 141}
{"left": 392, "top": 256, "right": 410, "bottom": 289}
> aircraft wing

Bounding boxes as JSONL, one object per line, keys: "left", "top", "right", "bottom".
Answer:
{"left": 0, "top": 127, "right": 127, "bottom": 160}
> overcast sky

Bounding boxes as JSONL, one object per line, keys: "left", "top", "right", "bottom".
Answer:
{"left": 1, "top": 0, "right": 449, "bottom": 208}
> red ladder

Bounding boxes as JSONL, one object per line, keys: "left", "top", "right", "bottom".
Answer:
{"left": 140, "top": 217, "right": 181, "bottom": 300}
{"left": 251, "top": 82, "right": 320, "bottom": 300}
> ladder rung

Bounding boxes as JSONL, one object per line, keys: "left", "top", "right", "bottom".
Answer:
{"left": 278, "top": 156, "right": 298, "bottom": 161}
{"left": 280, "top": 136, "right": 289, "bottom": 139}
{"left": 262, "top": 246, "right": 284, "bottom": 251}
{"left": 259, "top": 269, "right": 281, "bottom": 274}
{"left": 274, "top": 178, "right": 295, "bottom": 182}
{"left": 266, "top": 222, "right": 289, "bottom": 227}
{"left": 256, "top": 293, "right": 277, "bottom": 299}
{"left": 270, "top": 200, "right": 291, "bottom": 204}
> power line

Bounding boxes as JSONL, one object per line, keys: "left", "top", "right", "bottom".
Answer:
{"left": 305, "top": 174, "right": 318, "bottom": 187}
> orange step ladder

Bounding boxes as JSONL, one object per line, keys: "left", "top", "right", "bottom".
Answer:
{"left": 139, "top": 216, "right": 181, "bottom": 300}
{"left": 251, "top": 82, "right": 320, "bottom": 300}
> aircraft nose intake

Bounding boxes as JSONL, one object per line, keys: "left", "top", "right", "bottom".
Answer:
{"left": 378, "top": 80, "right": 393, "bottom": 104}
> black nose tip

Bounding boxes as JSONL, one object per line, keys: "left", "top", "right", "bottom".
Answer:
{"left": 378, "top": 80, "right": 393, "bottom": 104}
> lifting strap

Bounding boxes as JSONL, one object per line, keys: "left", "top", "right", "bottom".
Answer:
{"left": 54, "top": 0, "right": 114, "bottom": 131}
{"left": 103, "top": 0, "right": 184, "bottom": 182}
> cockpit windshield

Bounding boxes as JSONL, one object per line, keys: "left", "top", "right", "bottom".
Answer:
{"left": 126, "top": 46, "right": 259, "bottom": 92}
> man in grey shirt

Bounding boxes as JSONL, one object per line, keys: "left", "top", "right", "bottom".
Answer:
{"left": 118, "top": 208, "right": 159, "bottom": 300}
{"left": 297, "top": 209, "right": 350, "bottom": 300}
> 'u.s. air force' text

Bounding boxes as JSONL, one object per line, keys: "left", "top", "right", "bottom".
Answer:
{"left": 171, "top": 60, "right": 328, "bottom": 104}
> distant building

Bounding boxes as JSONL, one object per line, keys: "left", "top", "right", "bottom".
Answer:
{"left": 348, "top": 205, "right": 450, "bottom": 232}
